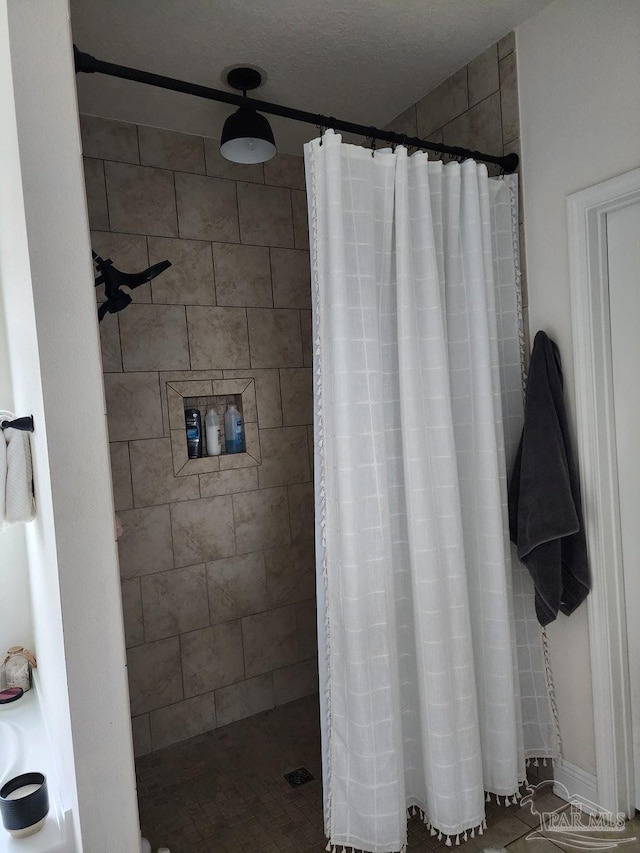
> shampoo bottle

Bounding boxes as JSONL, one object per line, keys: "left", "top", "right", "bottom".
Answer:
{"left": 205, "top": 409, "right": 221, "bottom": 456}
{"left": 184, "top": 408, "right": 203, "bottom": 458}
{"left": 224, "top": 403, "right": 244, "bottom": 454}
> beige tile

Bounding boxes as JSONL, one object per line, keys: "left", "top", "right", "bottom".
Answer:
{"left": 199, "top": 467, "right": 258, "bottom": 497}
{"left": 127, "top": 637, "right": 183, "bottom": 715}
{"left": 80, "top": 115, "right": 139, "bottom": 163}
{"left": 187, "top": 306, "right": 250, "bottom": 370}
{"left": 456, "top": 813, "right": 529, "bottom": 852}
{"left": 500, "top": 51, "right": 520, "bottom": 145}
{"left": 105, "top": 161, "right": 178, "bottom": 237}
{"left": 384, "top": 104, "right": 418, "bottom": 138}
{"left": 237, "top": 182, "right": 294, "bottom": 248}
{"left": 170, "top": 495, "right": 235, "bottom": 567}
{"left": 129, "top": 437, "right": 200, "bottom": 506}
{"left": 148, "top": 237, "right": 215, "bottom": 305}
{"left": 90, "top": 230, "right": 151, "bottom": 303}
{"left": 215, "top": 674, "right": 274, "bottom": 727}
{"left": 139, "top": 126, "right": 205, "bottom": 174}
{"left": 233, "top": 486, "right": 290, "bottom": 553}
{"left": 516, "top": 789, "right": 569, "bottom": 829}
{"left": 442, "top": 91, "right": 503, "bottom": 160}
{"left": 117, "top": 504, "right": 174, "bottom": 578}
{"left": 150, "top": 691, "right": 216, "bottom": 751}
{"left": 417, "top": 67, "right": 468, "bottom": 138}
{"left": 223, "top": 369, "right": 282, "bottom": 428}
{"left": 181, "top": 620, "right": 244, "bottom": 697}
{"left": 258, "top": 426, "right": 310, "bottom": 488}
{"left": 242, "top": 605, "right": 298, "bottom": 678}
{"left": 291, "top": 189, "right": 309, "bottom": 250}
{"left": 105, "top": 372, "right": 163, "bottom": 442}
{"left": 263, "top": 153, "right": 305, "bottom": 190}
{"left": 131, "top": 714, "right": 151, "bottom": 757}
{"left": 300, "top": 309, "right": 313, "bottom": 367}
{"left": 498, "top": 30, "right": 516, "bottom": 60}
{"left": 505, "top": 834, "right": 565, "bottom": 852}
{"left": 204, "top": 138, "right": 264, "bottom": 183}
{"left": 121, "top": 577, "right": 144, "bottom": 647}
{"left": 212, "top": 243, "right": 272, "bottom": 307}
{"left": 265, "top": 539, "right": 315, "bottom": 607}
{"left": 99, "top": 315, "right": 122, "bottom": 372}
{"left": 110, "top": 442, "right": 133, "bottom": 511}
{"left": 270, "top": 248, "right": 311, "bottom": 309}
{"left": 273, "top": 659, "right": 318, "bottom": 705}
{"left": 207, "top": 551, "right": 267, "bottom": 623}
{"left": 297, "top": 598, "right": 318, "bottom": 660}
{"left": 141, "top": 564, "right": 209, "bottom": 642}
{"left": 280, "top": 367, "right": 313, "bottom": 426}
{"left": 175, "top": 172, "right": 239, "bottom": 242}
{"left": 83, "top": 157, "right": 109, "bottom": 230}
{"left": 288, "top": 482, "right": 314, "bottom": 543}
{"left": 248, "top": 308, "right": 303, "bottom": 368}
{"left": 120, "top": 304, "right": 190, "bottom": 371}
{"left": 468, "top": 44, "right": 500, "bottom": 107}
{"left": 166, "top": 380, "right": 213, "bottom": 431}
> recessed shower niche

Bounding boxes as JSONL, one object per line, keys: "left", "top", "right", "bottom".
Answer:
{"left": 166, "top": 378, "right": 260, "bottom": 476}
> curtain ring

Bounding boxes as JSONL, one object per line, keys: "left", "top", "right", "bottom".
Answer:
{"left": 317, "top": 116, "right": 327, "bottom": 145}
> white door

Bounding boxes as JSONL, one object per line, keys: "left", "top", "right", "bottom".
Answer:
{"left": 608, "top": 201, "right": 640, "bottom": 810}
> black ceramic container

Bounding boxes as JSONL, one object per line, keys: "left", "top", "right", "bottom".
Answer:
{"left": 0, "top": 772, "right": 49, "bottom": 838}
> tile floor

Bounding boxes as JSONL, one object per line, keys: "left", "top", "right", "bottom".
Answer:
{"left": 136, "top": 694, "right": 639, "bottom": 853}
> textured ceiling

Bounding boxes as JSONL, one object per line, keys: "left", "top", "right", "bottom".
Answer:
{"left": 71, "top": 0, "right": 551, "bottom": 154}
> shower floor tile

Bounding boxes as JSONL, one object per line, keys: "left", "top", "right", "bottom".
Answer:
{"left": 135, "top": 694, "right": 565, "bottom": 852}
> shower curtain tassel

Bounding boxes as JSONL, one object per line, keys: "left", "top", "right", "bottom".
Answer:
{"left": 525, "top": 758, "right": 530, "bottom": 767}
{"left": 511, "top": 795, "right": 519, "bottom": 804}
{"left": 430, "top": 827, "right": 437, "bottom": 836}
{"left": 485, "top": 792, "right": 491, "bottom": 802}
{"left": 437, "top": 831, "right": 443, "bottom": 841}
{"left": 505, "top": 795, "right": 511, "bottom": 807}
{"left": 470, "top": 828, "right": 475, "bottom": 839}
{"left": 445, "top": 835, "right": 452, "bottom": 847}
{"left": 325, "top": 842, "right": 332, "bottom": 851}
{"left": 534, "top": 758, "right": 539, "bottom": 767}
{"left": 478, "top": 825, "right": 484, "bottom": 837}
{"left": 482, "top": 819, "right": 488, "bottom": 830}
{"left": 455, "top": 834, "right": 460, "bottom": 845}
{"left": 543, "top": 758, "right": 548, "bottom": 766}
{"left": 463, "top": 831, "right": 468, "bottom": 841}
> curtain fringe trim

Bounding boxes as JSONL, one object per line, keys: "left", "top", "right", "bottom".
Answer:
{"left": 505, "top": 174, "right": 563, "bottom": 762}
{"left": 310, "top": 140, "right": 335, "bottom": 838}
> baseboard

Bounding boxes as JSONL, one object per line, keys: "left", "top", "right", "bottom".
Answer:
{"left": 553, "top": 758, "right": 599, "bottom": 814}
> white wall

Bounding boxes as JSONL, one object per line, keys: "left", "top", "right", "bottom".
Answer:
{"left": 0, "top": 285, "right": 33, "bottom": 655}
{"left": 1, "top": 0, "right": 139, "bottom": 850}
{"left": 517, "top": 0, "right": 640, "bottom": 776}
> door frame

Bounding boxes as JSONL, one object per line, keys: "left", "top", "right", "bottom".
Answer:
{"left": 567, "top": 167, "right": 640, "bottom": 817}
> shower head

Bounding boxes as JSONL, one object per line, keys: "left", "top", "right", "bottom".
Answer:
{"left": 93, "top": 251, "right": 171, "bottom": 322}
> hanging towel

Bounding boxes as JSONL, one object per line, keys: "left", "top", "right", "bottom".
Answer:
{"left": 1, "top": 411, "right": 35, "bottom": 528}
{"left": 508, "top": 332, "right": 590, "bottom": 625}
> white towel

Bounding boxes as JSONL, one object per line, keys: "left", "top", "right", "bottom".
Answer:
{"left": 1, "top": 411, "right": 35, "bottom": 528}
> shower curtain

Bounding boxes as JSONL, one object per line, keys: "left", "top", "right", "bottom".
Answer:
{"left": 304, "top": 131, "right": 558, "bottom": 853}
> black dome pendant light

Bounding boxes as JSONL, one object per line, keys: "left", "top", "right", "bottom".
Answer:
{"left": 220, "top": 67, "right": 276, "bottom": 164}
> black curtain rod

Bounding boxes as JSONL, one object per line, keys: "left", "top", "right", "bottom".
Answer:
{"left": 74, "top": 47, "right": 519, "bottom": 174}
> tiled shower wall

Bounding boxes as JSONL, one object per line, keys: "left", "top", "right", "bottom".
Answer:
{"left": 81, "top": 115, "right": 317, "bottom": 756}
{"left": 385, "top": 31, "right": 528, "bottom": 346}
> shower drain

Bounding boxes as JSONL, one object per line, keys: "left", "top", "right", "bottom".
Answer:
{"left": 284, "top": 767, "right": 314, "bottom": 787}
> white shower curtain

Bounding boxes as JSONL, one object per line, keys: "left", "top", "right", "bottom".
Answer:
{"left": 305, "top": 131, "right": 557, "bottom": 853}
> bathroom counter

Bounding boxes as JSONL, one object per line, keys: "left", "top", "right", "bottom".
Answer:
{"left": 0, "top": 681, "right": 74, "bottom": 852}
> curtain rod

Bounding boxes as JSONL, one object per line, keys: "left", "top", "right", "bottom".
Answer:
{"left": 73, "top": 47, "right": 519, "bottom": 174}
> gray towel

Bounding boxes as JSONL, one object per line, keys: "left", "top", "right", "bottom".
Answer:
{"left": 508, "top": 331, "right": 590, "bottom": 625}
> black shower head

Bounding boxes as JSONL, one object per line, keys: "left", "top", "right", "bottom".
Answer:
{"left": 93, "top": 251, "right": 171, "bottom": 322}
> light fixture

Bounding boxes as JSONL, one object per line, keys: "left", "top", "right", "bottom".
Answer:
{"left": 220, "top": 67, "right": 276, "bottom": 164}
